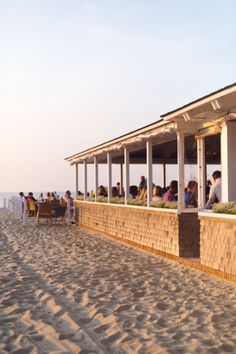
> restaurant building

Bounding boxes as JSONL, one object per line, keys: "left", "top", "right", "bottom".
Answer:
{"left": 65, "top": 83, "right": 236, "bottom": 281}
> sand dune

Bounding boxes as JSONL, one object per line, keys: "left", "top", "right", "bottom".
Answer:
{"left": 1, "top": 208, "right": 236, "bottom": 353}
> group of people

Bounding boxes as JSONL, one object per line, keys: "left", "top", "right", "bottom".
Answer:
{"left": 138, "top": 170, "right": 221, "bottom": 209}
{"left": 85, "top": 170, "right": 221, "bottom": 209}
{"left": 19, "top": 191, "right": 74, "bottom": 216}
{"left": 140, "top": 170, "right": 221, "bottom": 209}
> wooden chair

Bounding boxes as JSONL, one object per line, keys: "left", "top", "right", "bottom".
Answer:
{"left": 36, "top": 203, "right": 52, "bottom": 225}
{"left": 50, "top": 200, "right": 60, "bottom": 216}
{"left": 53, "top": 206, "right": 67, "bottom": 225}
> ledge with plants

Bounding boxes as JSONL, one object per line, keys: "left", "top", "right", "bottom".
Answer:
{"left": 76, "top": 197, "right": 177, "bottom": 209}
{"left": 212, "top": 202, "right": 236, "bottom": 215}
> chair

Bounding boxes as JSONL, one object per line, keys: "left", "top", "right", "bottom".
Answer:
{"left": 53, "top": 206, "right": 67, "bottom": 225}
{"left": 50, "top": 200, "right": 60, "bottom": 214}
{"left": 36, "top": 203, "right": 52, "bottom": 225}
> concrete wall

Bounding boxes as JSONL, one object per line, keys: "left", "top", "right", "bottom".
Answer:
{"left": 199, "top": 213, "right": 236, "bottom": 275}
{"left": 75, "top": 201, "right": 200, "bottom": 257}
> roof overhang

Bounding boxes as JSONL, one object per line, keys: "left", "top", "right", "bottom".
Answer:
{"left": 65, "top": 83, "right": 236, "bottom": 166}
{"left": 161, "top": 83, "right": 236, "bottom": 124}
{"left": 65, "top": 119, "right": 176, "bottom": 165}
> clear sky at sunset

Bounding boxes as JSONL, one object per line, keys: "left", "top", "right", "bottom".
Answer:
{"left": 1, "top": 0, "right": 235, "bottom": 193}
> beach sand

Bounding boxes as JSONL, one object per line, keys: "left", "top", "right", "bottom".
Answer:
{"left": 1, "top": 209, "right": 236, "bottom": 353}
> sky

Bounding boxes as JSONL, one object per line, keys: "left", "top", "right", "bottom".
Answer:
{"left": 0, "top": 0, "right": 235, "bottom": 193}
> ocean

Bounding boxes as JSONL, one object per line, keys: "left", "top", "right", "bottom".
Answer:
{"left": 0, "top": 192, "right": 75, "bottom": 208}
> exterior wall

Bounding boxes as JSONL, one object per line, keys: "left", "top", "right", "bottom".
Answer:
{"left": 179, "top": 213, "right": 200, "bottom": 257}
{"left": 199, "top": 213, "right": 236, "bottom": 275}
{"left": 75, "top": 201, "right": 200, "bottom": 257}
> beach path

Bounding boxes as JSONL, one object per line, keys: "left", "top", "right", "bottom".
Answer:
{"left": 1, "top": 208, "right": 236, "bottom": 354}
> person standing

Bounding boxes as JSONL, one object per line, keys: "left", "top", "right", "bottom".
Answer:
{"left": 205, "top": 171, "right": 221, "bottom": 209}
{"left": 138, "top": 176, "right": 147, "bottom": 192}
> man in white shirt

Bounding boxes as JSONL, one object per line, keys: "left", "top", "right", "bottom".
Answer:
{"left": 205, "top": 171, "right": 221, "bottom": 209}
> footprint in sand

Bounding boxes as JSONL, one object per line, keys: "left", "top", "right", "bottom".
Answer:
{"left": 156, "top": 302, "right": 169, "bottom": 311}
{"left": 116, "top": 304, "right": 131, "bottom": 312}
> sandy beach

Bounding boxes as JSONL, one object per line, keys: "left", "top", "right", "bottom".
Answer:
{"left": 1, "top": 209, "right": 236, "bottom": 353}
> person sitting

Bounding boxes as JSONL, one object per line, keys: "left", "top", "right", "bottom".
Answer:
{"left": 138, "top": 176, "right": 147, "bottom": 192}
{"left": 112, "top": 187, "right": 119, "bottom": 197}
{"left": 185, "top": 181, "right": 198, "bottom": 208}
{"left": 153, "top": 186, "right": 163, "bottom": 202}
{"left": 98, "top": 185, "right": 106, "bottom": 197}
{"left": 205, "top": 180, "right": 212, "bottom": 201}
{"left": 162, "top": 187, "right": 168, "bottom": 194}
{"left": 129, "top": 185, "right": 138, "bottom": 199}
{"left": 205, "top": 170, "right": 221, "bottom": 209}
{"left": 162, "top": 180, "right": 178, "bottom": 202}
{"left": 117, "top": 182, "right": 124, "bottom": 197}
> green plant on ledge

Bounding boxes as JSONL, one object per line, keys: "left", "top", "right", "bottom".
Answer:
{"left": 77, "top": 197, "right": 178, "bottom": 209}
{"left": 151, "top": 201, "right": 178, "bottom": 209}
{"left": 86, "top": 197, "right": 95, "bottom": 202}
{"left": 127, "top": 199, "right": 147, "bottom": 207}
{"left": 76, "top": 195, "right": 84, "bottom": 201}
{"left": 110, "top": 198, "right": 125, "bottom": 204}
{"left": 95, "top": 197, "right": 108, "bottom": 203}
{"left": 212, "top": 202, "right": 236, "bottom": 215}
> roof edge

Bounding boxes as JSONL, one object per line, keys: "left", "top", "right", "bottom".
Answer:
{"left": 65, "top": 118, "right": 164, "bottom": 161}
{"left": 161, "top": 82, "right": 236, "bottom": 118}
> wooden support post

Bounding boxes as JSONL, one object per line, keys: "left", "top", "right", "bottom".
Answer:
{"left": 107, "top": 152, "right": 112, "bottom": 202}
{"left": 146, "top": 139, "right": 153, "bottom": 207}
{"left": 177, "top": 131, "right": 185, "bottom": 212}
{"left": 124, "top": 148, "right": 130, "bottom": 204}
{"left": 83, "top": 160, "right": 87, "bottom": 200}
{"left": 221, "top": 121, "right": 236, "bottom": 202}
{"left": 197, "top": 138, "right": 206, "bottom": 208}
{"left": 75, "top": 163, "right": 79, "bottom": 197}
{"left": 162, "top": 163, "right": 166, "bottom": 188}
{"left": 94, "top": 156, "right": 98, "bottom": 201}
{"left": 120, "top": 163, "right": 123, "bottom": 196}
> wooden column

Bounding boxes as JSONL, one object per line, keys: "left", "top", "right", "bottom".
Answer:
{"left": 120, "top": 163, "right": 123, "bottom": 196}
{"left": 221, "top": 121, "right": 236, "bottom": 202}
{"left": 94, "top": 156, "right": 98, "bottom": 201}
{"left": 177, "top": 131, "right": 185, "bottom": 212}
{"left": 107, "top": 152, "right": 112, "bottom": 202}
{"left": 146, "top": 139, "right": 153, "bottom": 207}
{"left": 124, "top": 148, "right": 130, "bottom": 204}
{"left": 83, "top": 160, "right": 87, "bottom": 200}
{"left": 197, "top": 138, "right": 206, "bottom": 208}
{"left": 162, "top": 163, "right": 166, "bottom": 188}
{"left": 75, "top": 163, "right": 79, "bottom": 197}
